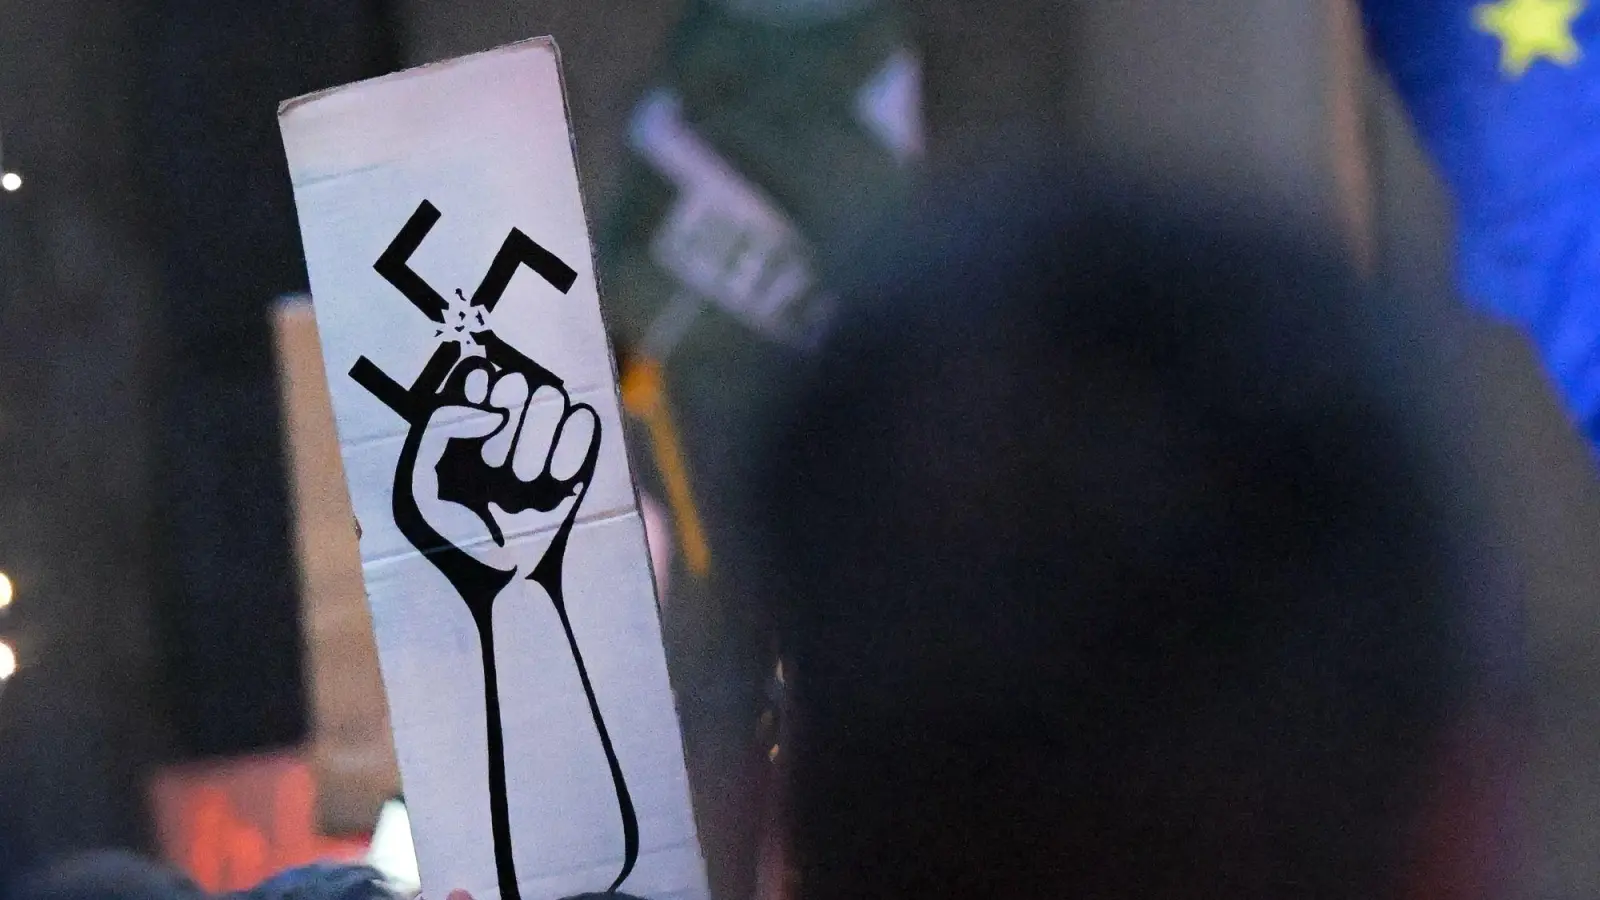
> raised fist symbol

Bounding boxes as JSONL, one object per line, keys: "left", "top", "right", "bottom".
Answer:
{"left": 349, "top": 200, "right": 637, "bottom": 900}
{"left": 404, "top": 350, "right": 601, "bottom": 586}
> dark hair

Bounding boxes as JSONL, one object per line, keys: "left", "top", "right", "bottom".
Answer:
{"left": 226, "top": 866, "right": 391, "bottom": 900}
{"left": 754, "top": 166, "right": 1481, "bottom": 899}
{"left": 11, "top": 852, "right": 202, "bottom": 900}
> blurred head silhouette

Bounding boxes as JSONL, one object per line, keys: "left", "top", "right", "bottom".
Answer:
{"left": 223, "top": 865, "right": 394, "bottom": 900}
{"left": 752, "top": 163, "right": 1509, "bottom": 900}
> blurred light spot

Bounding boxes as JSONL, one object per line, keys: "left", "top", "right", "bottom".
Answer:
{"left": 0, "top": 573, "right": 11, "bottom": 609}
{"left": 0, "top": 642, "right": 17, "bottom": 679}
{"left": 2, "top": 172, "right": 22, "bottom": 192}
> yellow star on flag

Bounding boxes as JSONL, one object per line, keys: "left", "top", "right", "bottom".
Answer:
{"left": 1473, "top": 0, "right": 1587, "bottom": 78}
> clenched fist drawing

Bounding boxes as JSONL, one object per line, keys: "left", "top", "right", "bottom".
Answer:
{"left": 349, "top": 200, "right": 638, "bottom": 900}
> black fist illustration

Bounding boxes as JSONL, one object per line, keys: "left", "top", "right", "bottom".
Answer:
{"left": 405, "top": 353, "right": 601, "bottom": 576}
{"left": 349, "top": 200, "right": 640, "bottom": 900}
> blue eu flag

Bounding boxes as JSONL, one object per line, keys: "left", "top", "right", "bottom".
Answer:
{"left": 1363, "top": 0, "right": 1600, "bottom": 446}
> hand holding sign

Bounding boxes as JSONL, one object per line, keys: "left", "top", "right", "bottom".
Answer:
{"left": 444, "top": 889, "right": 648, "bottom": 900}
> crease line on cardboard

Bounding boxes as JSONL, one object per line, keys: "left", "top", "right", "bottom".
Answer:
{"left": 337, "top": 384, "right": 617, "bottom": 451}
{"left": 358, "top": 506, "right": 640, "bottom": 572}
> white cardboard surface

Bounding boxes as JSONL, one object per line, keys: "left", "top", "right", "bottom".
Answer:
{"left": 279, "top": 38, "right": 707, "bottom": 900}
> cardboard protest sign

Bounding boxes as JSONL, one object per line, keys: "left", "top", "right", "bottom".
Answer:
{"left": 279, "top": 38, "right": 708, "bottom": 900}
{"left": 272, "top": 297, "right": 401, "bottom": 835}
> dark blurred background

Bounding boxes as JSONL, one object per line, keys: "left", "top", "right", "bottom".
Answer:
{"left": 0, "top": 0, "right": 1596, "bottom": 897}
